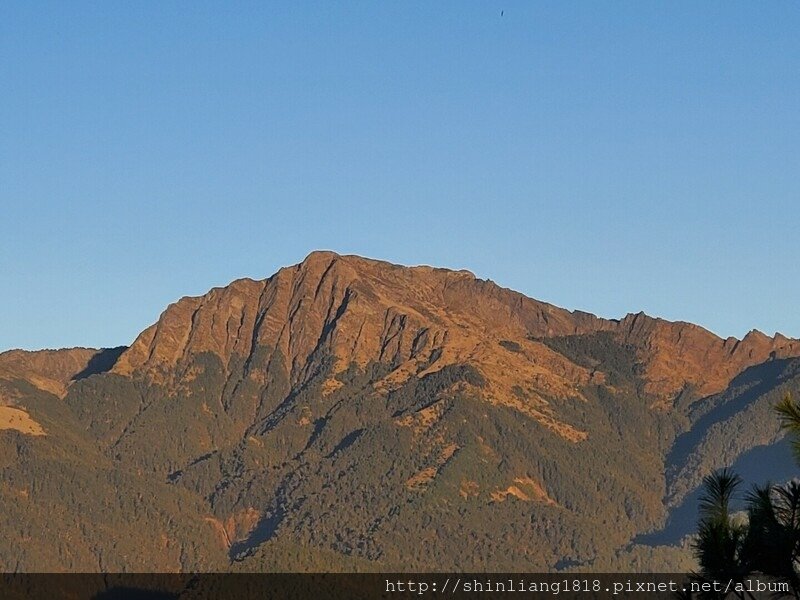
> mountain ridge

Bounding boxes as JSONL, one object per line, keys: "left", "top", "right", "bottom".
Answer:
{"left": 109, "top": 251, "right": 800, "bottom": 410}
{"left": 4, "top": 251, "right": 798, "bottom": 444}
{"left": 3, "top": 251, "right": 799, "bottom": 571}
{"left": 5, "top": 251, "right": 794, "bottom": 374}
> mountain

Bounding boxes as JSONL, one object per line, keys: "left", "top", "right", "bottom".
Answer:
{"left": 2, "top": 251, "right": 799, "bottom": 572}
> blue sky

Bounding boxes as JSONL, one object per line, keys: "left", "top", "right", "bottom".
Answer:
{"left": 2, "top": 1, "right": 798, "bottom": 351}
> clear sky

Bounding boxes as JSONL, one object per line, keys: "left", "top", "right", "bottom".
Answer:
{"left": 2, "top": 1, "right": 799, "bottom": 351}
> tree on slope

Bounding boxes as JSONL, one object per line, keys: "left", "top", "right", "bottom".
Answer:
{"left": 691, "top": 393, "right": 800, "bottom": 599}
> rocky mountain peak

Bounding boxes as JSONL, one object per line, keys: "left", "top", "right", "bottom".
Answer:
{"left": 108, "top": 253, "right": 800, "bottom": 435}
{"left": 3, "top": 252, "right": 800, "bottom": 573}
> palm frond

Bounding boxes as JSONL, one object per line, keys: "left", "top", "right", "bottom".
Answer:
{"left": 774, "top": 481, "right": 800, "bottom": 532}
{"left": 775, "top": 393, "right": 800, "bottom": 464}
{"left": 699, "top": 468, "right": 742, "bottom": 523}
{"left": 776, "top": 393, "right": 800, "bottom": 433}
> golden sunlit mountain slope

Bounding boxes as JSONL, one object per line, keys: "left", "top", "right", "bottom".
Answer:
{"left": 2, "top": 252, "right": 798, "bottom": 571}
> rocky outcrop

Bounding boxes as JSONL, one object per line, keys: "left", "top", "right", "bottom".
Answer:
{"left": 0, "top": 347, "right": 125, "bottom": 398}
{"left": 615, "top": 313, "right": 800, "bottom": 405}
{"left": 106, "top": 251, "right": 799, "bottom": 441}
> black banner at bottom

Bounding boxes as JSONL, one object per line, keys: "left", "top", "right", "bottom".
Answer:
{"left": 0, "top": 573, "right": 793, "bottom": 599}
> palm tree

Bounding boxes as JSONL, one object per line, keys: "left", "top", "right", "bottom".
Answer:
{"left": 742, "top": 481, "right": 800, "bottom": 591}
{"left": 689, "top": 393, "right": 800, "bottom": 598}
{"left": 691, "top": 468, "right": 752, "bottom": 599}
{"left": 776, "top": 393, "right": 800, "bottom": 464}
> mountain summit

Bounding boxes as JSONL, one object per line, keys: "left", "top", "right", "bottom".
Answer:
{"left": 2, "top": 252, "right": 799, "bottom": 571}
{"left": 114, "top": 251, "right": 799, "bottom": 431}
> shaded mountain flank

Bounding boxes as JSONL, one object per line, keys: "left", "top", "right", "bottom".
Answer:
{"left": 2, "top": 251, "right": 799, "bottom": 572}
